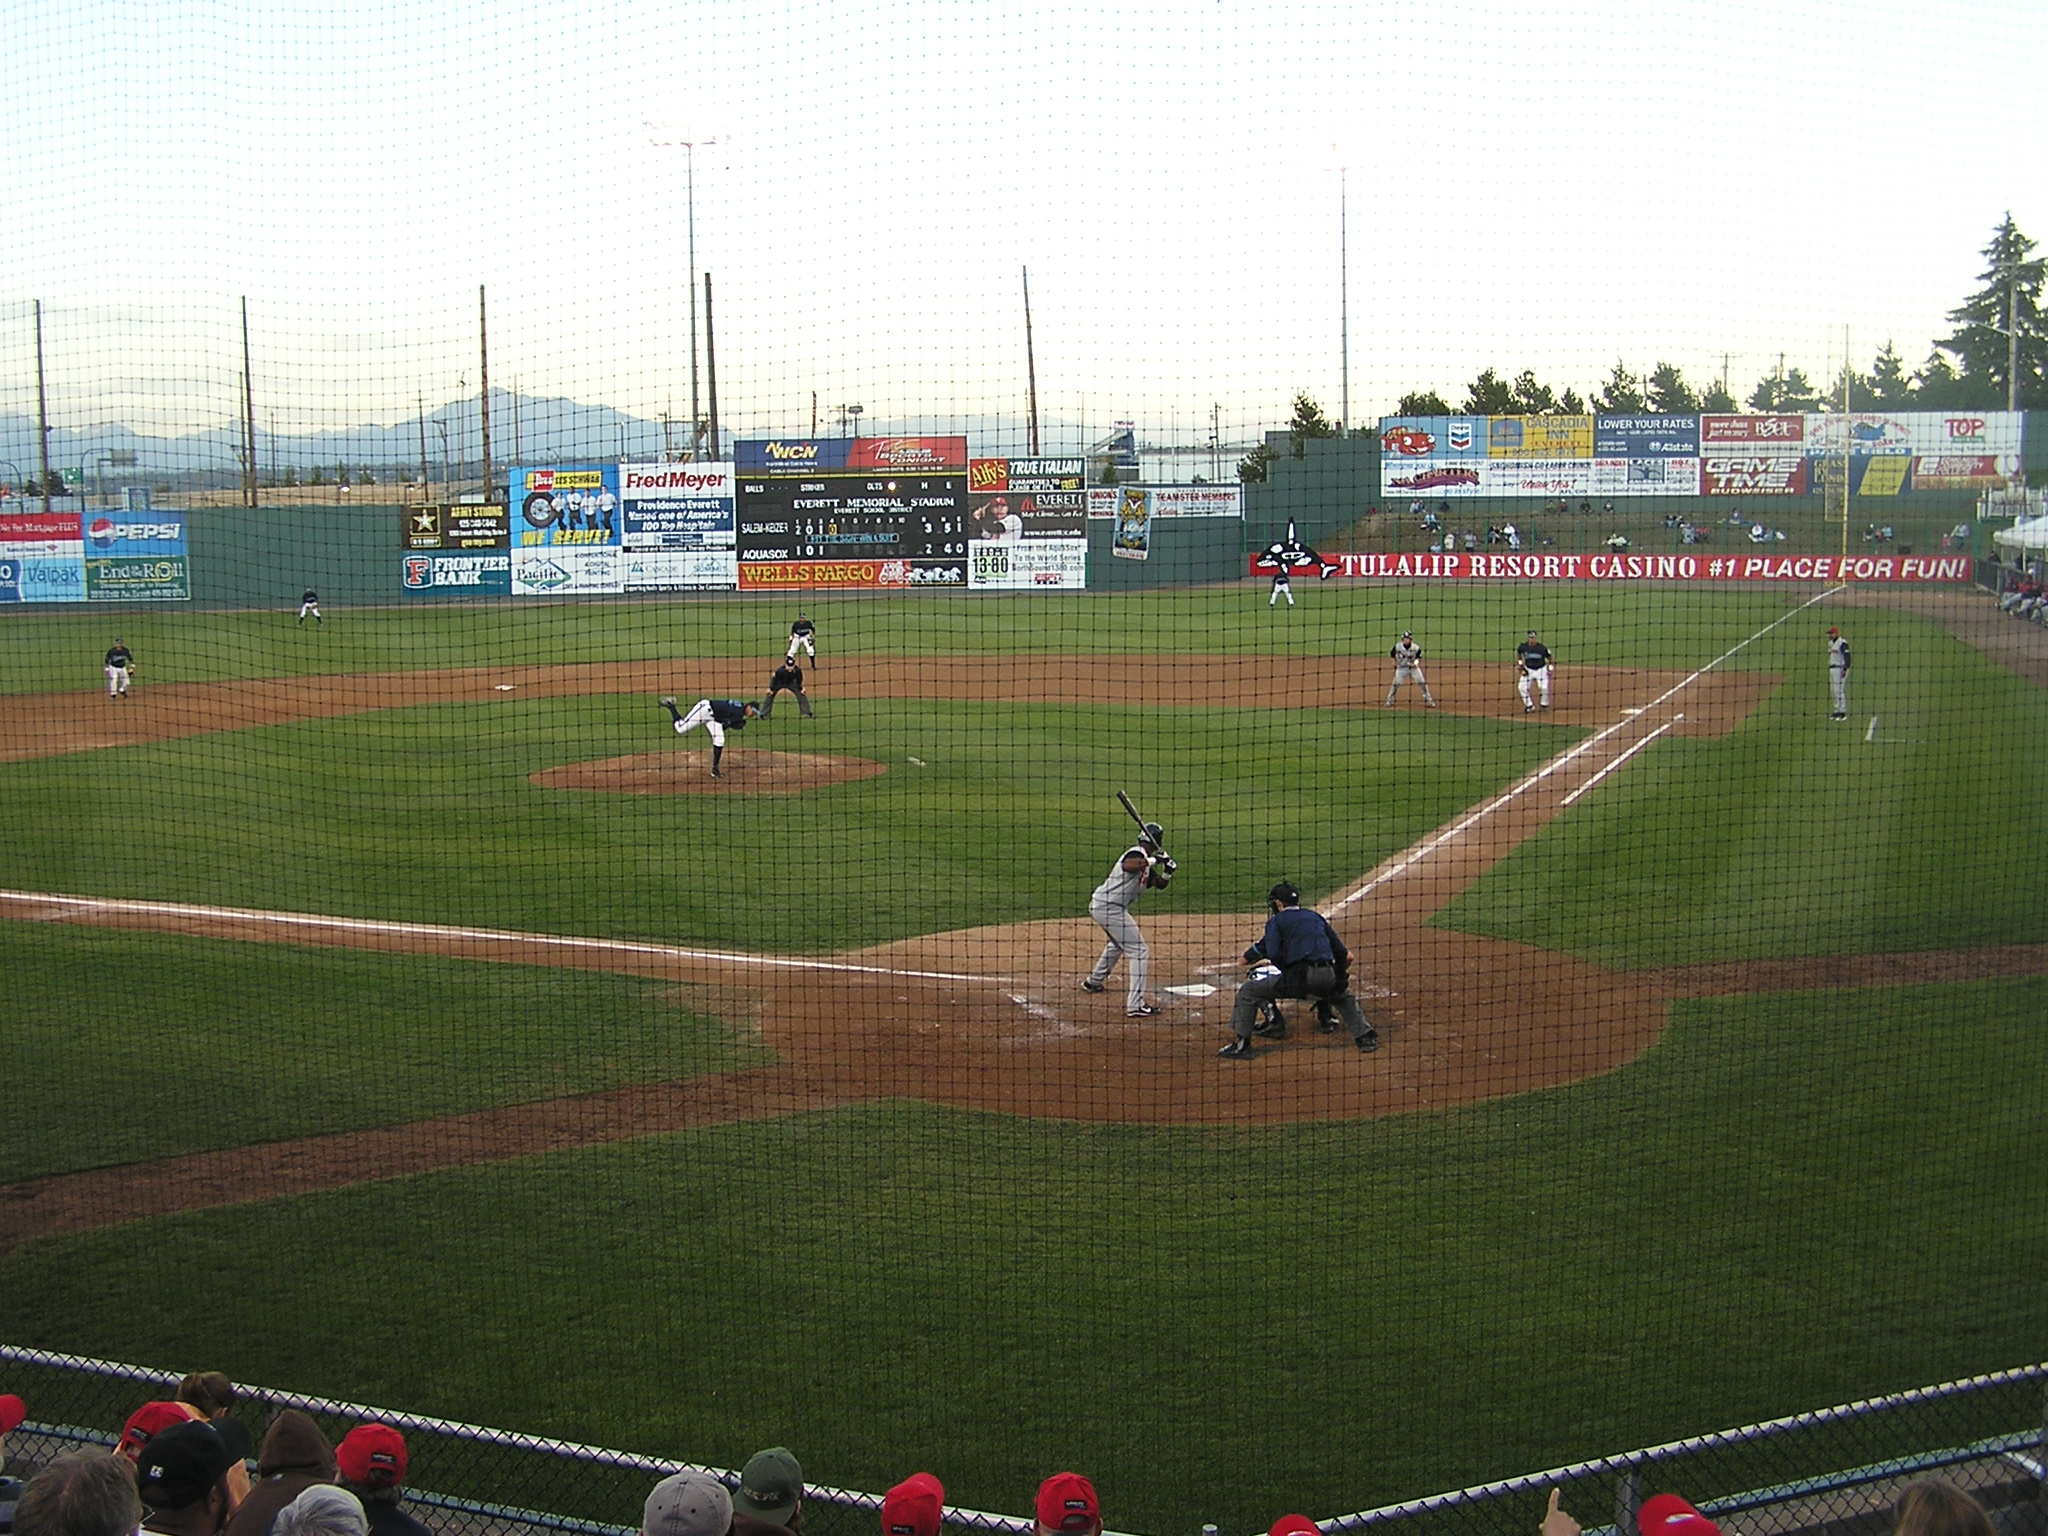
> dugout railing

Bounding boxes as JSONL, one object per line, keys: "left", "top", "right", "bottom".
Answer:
{"left": 1, "top": 1347, "right": 2042, "bottom": 1536}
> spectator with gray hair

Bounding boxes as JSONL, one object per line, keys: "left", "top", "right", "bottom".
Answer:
{"left": 270, "top": 1488, "right": 365, "bottom": 1536}
{"left": 14, "top": 1453, "right": 143, "bottom": 1536}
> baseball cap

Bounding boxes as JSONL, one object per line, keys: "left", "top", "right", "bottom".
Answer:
{"left": 0, "top": 1395, "right": 24, "bottom": 1435}
{"left": 1270, "top": 1518, "right": 1320, "bottom": 1536}
{"left": 135, "top": 1417, "right": 255, "bottom": 1510}
{"left": 1827, "top": 626, "right": 1840, "bottom": 636}
{"left": 336, "top": 1424, "right": 409, "bottom": 1490}
{"left": 643, "top": 1472, "right": 733, "bottom": 1536}
{"left": 120, "top": 1401, "right": 195, "bottom": 1459}
{"left": 881, "top": 1472, "right": 945, "bottom": 1536}
{"left": 1638, "top": 1494, "right": 1720, "bottom": 1536}
{"left": 1401, "top": 630, "right": 1412, "bottom": 638}
{"left": 1034, "top": 1473, "right": 1098, "bottom": 1535}
{"left": 732, "top": 1447, "right": 803, "bottom": 1526}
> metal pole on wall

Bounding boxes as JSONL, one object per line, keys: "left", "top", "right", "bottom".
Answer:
{"left": 1841, "top": 324, "right": 1850, "bottom": 563}
{"left": 241, "top": 298, "right": 258, "bottom": 507}
{"left": 1023, "top": 266, "right": 1041, "bottom": 457}
{"left": 1339, "top": 157, "right": 1349, "bottom": 434}
{"left": 479, "top": 286, "right": 493, "bottom": 504}
{"left": 418, "top": 395, "right": 430, "bottom": 500}
{"left": 35, "top": 300, "right": 52, "bottom": 514}
{"left": 703, "top": 273, "right": 721, "bottom": 462}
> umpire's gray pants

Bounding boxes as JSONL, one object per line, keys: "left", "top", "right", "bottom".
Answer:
{"left": 1086, "top": 900, "right": 1148, "bottom": 1012}
{"left": 1229, "top": 965, "right": 1370, "bottom": 1044}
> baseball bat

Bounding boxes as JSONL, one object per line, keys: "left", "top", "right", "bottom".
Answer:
{"left": 1115, "top": 790, "right": 1170, "bottom": 860}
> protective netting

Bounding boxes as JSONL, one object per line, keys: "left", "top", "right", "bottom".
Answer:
{"left": 2, "top": 2, "right": 2048, "bottom": 1535}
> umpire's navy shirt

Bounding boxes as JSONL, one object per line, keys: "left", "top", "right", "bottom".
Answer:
{"left": 1251, "top": 907, "right": 1347, "bottom": 970}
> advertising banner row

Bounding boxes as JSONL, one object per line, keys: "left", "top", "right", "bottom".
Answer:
{"left": 408, "top": 446, "right": 1237, "bottom": 593}
{"left": 1380, "top": 412, "right": 2023, "bottom": 497}
{"left": 1256, "top": 551, "right": 1972, "bottom": 583}
{"left": 0, "top": 511, "right": 190, "bottom": 602}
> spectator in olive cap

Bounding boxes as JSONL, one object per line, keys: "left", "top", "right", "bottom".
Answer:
{"left": 731, "top": 1449, "right": 803, "bottom": 1535}
{"left": 643, "top": 1472, "right": 732, "bottom": 1536}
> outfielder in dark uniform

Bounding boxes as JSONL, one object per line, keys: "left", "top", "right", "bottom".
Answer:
{"left": 1220, "top": 883, "right": 1377, "bottom": 1057}
{"left": 1516, "top": 630, "right": 1554, "bottom": 711}
{"left": 659, "top": 696, "right": 758, "bottom": 778}
{"left": 760, "top": 658, "right": 815, "bottom": 719}
{"left": 104, "top": 638, "right": 134, "bottom": 700}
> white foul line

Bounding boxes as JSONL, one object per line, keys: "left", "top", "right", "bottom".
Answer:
{"left": 1328, "top": 587, "right": 1843, "bottom": 913}
{"left": 0, "top": 890, "right": 1006, "bottom": 985}
{"left": 1560, "top": 716, "right": 1681, "bottom": 807}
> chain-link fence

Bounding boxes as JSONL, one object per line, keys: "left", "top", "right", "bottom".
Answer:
{"left": 3, "top": 1348, "right": 2042, "bottom": 1536}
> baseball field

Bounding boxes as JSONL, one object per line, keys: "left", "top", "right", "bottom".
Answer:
{"left": 0, "top": 581, "right": 2044, "bottom": 1536}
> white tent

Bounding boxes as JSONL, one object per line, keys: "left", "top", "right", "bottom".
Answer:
{"left": 1993, "top": 515, "right": 2048, "bottom": 552}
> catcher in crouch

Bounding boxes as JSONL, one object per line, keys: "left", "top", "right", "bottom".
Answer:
{"left": 1220, "top": 882, "right": 1378, "bottom": 1058}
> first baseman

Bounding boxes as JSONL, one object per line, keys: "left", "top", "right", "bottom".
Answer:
{"left": 786, "top": 615, "right": 818, "bottom": 665}
{"left": 659, "top": 696, "right": 759, "bottom": 778}
{"left": 1516, "top": 630, "right": 1554, "bottom": 711}
{"left": 104, "top": 638, "right": 134, "bottom": 699}
{"left": 1386, "top": 631, "right": 1436, "bottom": 707}
{"left": 1082, "top": 822, "right": 1175, "bottom": 1017}
{"left": 1827, "top": 626, "right": 1851, "bottom": 720}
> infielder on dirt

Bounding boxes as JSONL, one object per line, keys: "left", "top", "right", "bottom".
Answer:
{"left": 786, "top": 615, "right": 818, "bottom": 665}
{"left": 1220, "top": 882, "right": 1377, "bottom": 1058}
{"left": 1386, "top": 631, "right": 1436, "bottom": 707}
{"left": 298, "top": 588, "right": 322, "bottom": 625}
{"left": 104, "top": 637, "right": 134, "bottom": 700}
{"left": 659, "top": 696, "right": 758, "bottom": 778}
{"left": 1827, "top": 626, "right": 1851, "bottom": 720}
{"left": 1082, "top": 823, "right": 1175, "bottom": 1017}
{"left": 1516, "top": 630, "right": 1554, "bottom": 711}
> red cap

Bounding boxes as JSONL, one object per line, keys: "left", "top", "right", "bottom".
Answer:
{"left": 1270, "top": 1519, "right": 1320, "bottom": 1536}
{"left": 1035, "top": 1473, "right": 1099, "bottom": 1534}
{"left": 1639, "top": 1494, "right": 1720, "bottom": 1536}
{"left": 882, "top": 1473, "right": 944, "bottom": 1536}
{"left": 336, "top": 1424, "right": 409, "bottom": 1489}
{"left": 120, "top": 1401, "right": 197, "bottom": 1460}
{"left": 0, "top": 1394, "right": 25, "bottom": 1434}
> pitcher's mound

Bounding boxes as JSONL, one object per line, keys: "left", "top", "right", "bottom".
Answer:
{"left": 532, "top": 751, "right": 887, "bottom": 795}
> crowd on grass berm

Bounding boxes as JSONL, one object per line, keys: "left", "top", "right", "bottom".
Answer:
{"left": 0, "top": 1381, "right": 2015, "bottom": 1536}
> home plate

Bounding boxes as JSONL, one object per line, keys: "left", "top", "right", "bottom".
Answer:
{"left": 1163, "top": 983, "right": 1217, "bottom": 998}
{"left": 495, "top": 685, "right": 516, "bottom": 691}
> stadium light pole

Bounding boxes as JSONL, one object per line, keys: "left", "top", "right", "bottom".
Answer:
{"left": 647, "top": 123, "right": 724, "bottom": 459}
{"left": 1330, "top": 143, "right": 1350, "bottom": 434}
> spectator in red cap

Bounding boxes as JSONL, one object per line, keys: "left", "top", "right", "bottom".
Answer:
{"left": 1636, "top": 1493, "right": 1719, "bottom": 1536}
{"left": 0, "top": 1393, "right": 25, "bottom": 1474}
{"left": 880, "top": 1474, "right": 944, "bottom": 1536}
{"left": 334, "top": 1426, "right": 428, "bottom": 1536}
{"left": 119, "top": 1405, "right": 195, "bottom": 1465}
{"left": 1034, "top": 1475, "right": 1099, "bottom": 1536}
{"left": 1270, "top": 1518, "right": 1318, "bottom": 1536}
{"left": 1892, "top": 1478, "right": 1995, "bottom": 1536}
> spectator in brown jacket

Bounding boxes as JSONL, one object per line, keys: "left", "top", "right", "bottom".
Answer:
{"left": 222, "top": 1413, "right": 335, "bottom": 1536}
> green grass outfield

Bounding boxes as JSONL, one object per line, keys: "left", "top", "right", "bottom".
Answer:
{"left": 1, "top": 585, "right": 2045, "bottom": 1531}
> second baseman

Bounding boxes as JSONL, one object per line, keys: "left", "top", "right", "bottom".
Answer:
{"left": 1516, "top": 630, "right": 1553, "bottom": 711}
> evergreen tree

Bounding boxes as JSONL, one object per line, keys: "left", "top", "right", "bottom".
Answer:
{"left": 1461, "top": 369, "right": 1516, "bottom": 415}
{"left": 1866, "top": 341, "right": 1913, "bottom": 406}
{"left": 1591, "top": 360, "right": 1645, "bottom": 413}
{"left": 1646, "top": 362, "right": 1700, "bottom": 414}
{"left": 1395, "top": 389, "right": 1453, "bottom": 417}
{"left": 1700, "top": 379, "right": 1738, "bottom": 413}
{"left": 1937, "top": 213, "right": 2046, "bottom": 408}
{"left": 1747, "top": 367, "right": 1820, "bottom": 411}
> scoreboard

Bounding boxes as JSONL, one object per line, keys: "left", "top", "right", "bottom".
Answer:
{"left": 736, "top": 472, "right": 968, "bottom": 561}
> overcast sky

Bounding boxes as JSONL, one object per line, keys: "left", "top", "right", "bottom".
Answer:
{"left": 0, "top": 0, "right": 2041, "bottom": 449}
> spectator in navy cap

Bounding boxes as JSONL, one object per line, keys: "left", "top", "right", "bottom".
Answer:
{"left": 135, "top": 1419, "right": 255, "bottom": 1536}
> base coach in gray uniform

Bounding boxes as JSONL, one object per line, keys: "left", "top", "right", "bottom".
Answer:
{"left": 1220, "top": 882, "right": 1378, "bottom": 1058}
{"left": 1082, "top": 823, "right": 1174, "bottom": 1017}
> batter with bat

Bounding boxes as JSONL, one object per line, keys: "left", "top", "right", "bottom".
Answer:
{"left": 1081, "top": 792, "right": 1177, "bottom": 1018}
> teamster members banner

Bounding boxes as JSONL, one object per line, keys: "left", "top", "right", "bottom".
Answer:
{"left": 735, "top": 437, "right": 969, "bottom": 589}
